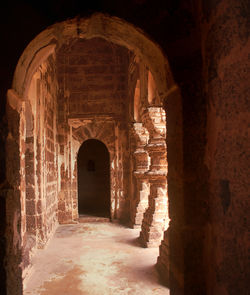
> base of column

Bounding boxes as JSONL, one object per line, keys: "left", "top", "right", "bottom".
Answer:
{"left": 129, "top": 177, "right": 149, "bottom": 229}
{"left": 156, "top": 230, "right": 170, "bottom": 285}
{"left": 139, "top": 213, "right": 164, "bottom": 247}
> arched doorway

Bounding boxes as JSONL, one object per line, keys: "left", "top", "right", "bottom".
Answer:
{"left": 6, "top": 13, "right": 183, "bottom": 294}
{"left": 77, "top": 139, "right": 110, "bottom": 218}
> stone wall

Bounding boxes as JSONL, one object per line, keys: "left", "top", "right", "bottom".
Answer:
{"left": 57, "top": 37, "right": 128, "bottom": 117}
{"left": 200, "top": 1, "right": 249, "bottom": 294}
{"left": 155, "top": 2, "right": 207, "bottom": 293}
{"left": 5, "top": 54, "right": 60, "bottom": 287}
{"left": 56, "top": 37, "right": 131, "bottom": 223}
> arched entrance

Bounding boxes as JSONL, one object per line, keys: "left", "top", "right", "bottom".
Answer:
{"left": 77, "top": 139, "right": 110, "bottom": 217}
{"left": 6, "top": 13, "right": 183, "bottom": 294}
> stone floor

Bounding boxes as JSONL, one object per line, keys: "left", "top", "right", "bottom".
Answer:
{"left": 24, "top": 221, "right": 169, "bottom": 295}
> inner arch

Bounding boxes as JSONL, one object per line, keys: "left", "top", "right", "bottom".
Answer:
{"left": 12, "top": 13, "right": 174, "bottom": 100}
{"left": 77, "top": 139, "right": 110, "bottom": 217}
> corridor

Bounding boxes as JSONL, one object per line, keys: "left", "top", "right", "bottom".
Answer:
{"left": 1, "top": 3, "right": 249, "bottom": 294}
{"left": 24, "top": 221, "right": 169, "bottom": 295}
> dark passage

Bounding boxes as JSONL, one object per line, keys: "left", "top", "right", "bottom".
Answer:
{"left": 77, "top": 139, "right": 110, "bottom": 217}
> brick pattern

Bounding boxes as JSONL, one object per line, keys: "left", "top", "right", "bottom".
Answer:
{"left": 36, "top": 57, "right": 58, "bottom": 247}
{"left": 22, "top": 56, "right": 58, "bottom": 276}
{"left": 57, "top": 38, "right": 128, "bottom": 117}
{"left": 56, "top": 38, "right": 130, "bottom": 223}
{"left": 129, "top": 123, "right": 150, "bottom": 228}
{"left": 139, "top": 106, "right": 168, "bottom": 248}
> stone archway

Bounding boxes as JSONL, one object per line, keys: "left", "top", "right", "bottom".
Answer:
{"left": 77, "top": 139, "right": 110, "bottom": 217}
{"left": 6, "top": 13, "right": 184, "bottom": 294}
{"left": 12, "top": 13, "right": 175, "bottom": 99}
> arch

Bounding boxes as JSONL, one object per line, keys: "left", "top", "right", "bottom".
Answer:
{"left": 12, "top": 13, "right": 174, "bottom": 101}
{"left": 77, "top": 139, "right": 110, "bottom": 217}
{"left": 6, "top": 12, "right": 184, "bottom": 294}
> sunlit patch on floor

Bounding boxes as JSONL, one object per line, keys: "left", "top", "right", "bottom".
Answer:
{"left": 24, "top": 222, "right": 169, "bottom": 295}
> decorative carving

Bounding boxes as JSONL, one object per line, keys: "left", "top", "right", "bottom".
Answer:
{"left": 139, "top": 106, "right": 168, "bottom": 247}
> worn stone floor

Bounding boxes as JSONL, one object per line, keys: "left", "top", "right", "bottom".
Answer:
{"left": 24, "top": 221, "right": 169, "bottom": 295}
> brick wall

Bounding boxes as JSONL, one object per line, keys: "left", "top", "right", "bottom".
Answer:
{"left": 23, "top": 55, "right": 59, "bottom": 277}
{"left": 57, "top": 38, "right": 128, "bottom": 117}
{"left": 56, "top": 37, "right": 131, "bottom": 223}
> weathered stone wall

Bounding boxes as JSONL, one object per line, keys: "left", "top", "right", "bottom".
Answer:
{"left": 157, "top": 1, "right": 249, "bottom": 294}
{"left": 69, "top": 119, "right": 116, "bottom": 220}
{"left": 22, "top": 55, "right": 59, "bottom": 280}
{"left": 128, "top": 54, "right": 142, "bottom": 227}
{"left": 56, "top": 37, "right": 131, "bottom": 223}
{"left": 200, "top": 1, "right": 249, "bottom": 294}
{"left": 57, "top": 37, "right": 128, "bottom": 117}
{"left": 4, "top": 52, "right": 59, "bottom": 289}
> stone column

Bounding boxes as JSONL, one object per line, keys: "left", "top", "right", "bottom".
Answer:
{"left": 139, "top": 140, "right": 168, "bottom": 247}
{"left": 156, "top": 86, "right": 184, "bottom": 289}
{"left": 131, "top": 174, "right": 150, "bottom": 228}
{"left": 139, "top": 106, "right": 168, "bottom": 247}
{"left": 129, "top": 123, "right": 150, "bottom": 228}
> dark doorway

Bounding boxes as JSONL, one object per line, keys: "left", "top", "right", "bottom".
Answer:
{"left": 77, "top": 139, "right": 110, "bottom": 217}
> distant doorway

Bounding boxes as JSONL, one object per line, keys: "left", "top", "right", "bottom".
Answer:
{"left": 77, "top": 139, "right": 110, "bottom": 217}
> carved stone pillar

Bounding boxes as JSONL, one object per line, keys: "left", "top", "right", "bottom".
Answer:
{"left": 142, "top": 107, "right": 166, "bottom": 142}
{"left": 129, "top": 123, "right": 150, "bottom": 228}
{"left": 132, "top": 175, "right": 150, "bottom": 228}
{"left": 139, "top": 106, "right": 169, "bottom": 247}
{"left": 139, "top": 141, "right": 168, "bottom": 247}
{"left": 140, "top": 175, "right": 167, "bottom": 247}
{"left": 146, "top": 141, "right": 167, "bottom": 173}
